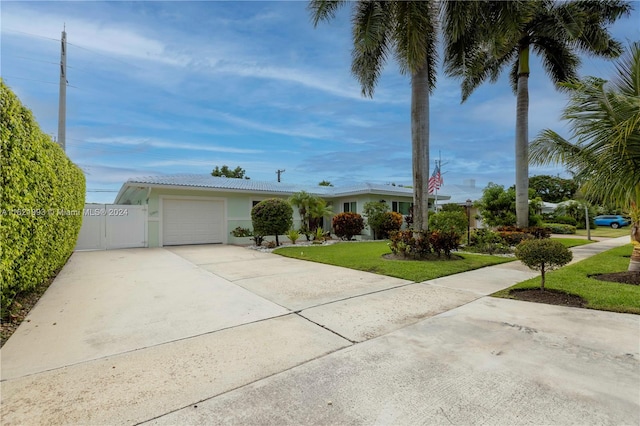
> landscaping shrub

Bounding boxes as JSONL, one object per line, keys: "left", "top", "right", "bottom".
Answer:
{"left": 363, "top": 201, "right": 389, "bottom": 239}
{"left": 429, "top": 210, "right": 468, "bottom": 243}
{"left": 230, "top": 226, "right": 253, "bottom": 237}
{"left": 389, "top": 230, "right": 431, "bottom": 258}
{"left": 389, "top": 229, "right": 459, "bottom": 259}
{"left": 251, "top": 198, "right": 293, "bottom": 246}
{"left": 553, "top": 215, "right": 578, "bottom": 226}
{"left": 497, "top": 226, "right": 551, "bottom": 241}
{"left": 429, "top": 230, "right": 460, "bottom": 259}
{"left": 1, "top": 81, "right": 86, "bottom": 313}
{"left": 543, "top": 223, "right": 577, "bottom": 234}
{"left": 496, "top": 230, "right": 533, "bottom": 246}
{"left": 468, "top": 229, "right": 511, "bottom": 254}
{"left": 285, "top": 229, "right": 300, "bottom": 244}
{"left": 332, "top": 212, "right": 365, "bottom": 240}
{"left": 515, "top": 239, "right": 573, "bottom": 290}
{"left": 553, "top": 201, "right": 596, "bottom": 229}
{"left": 441, "top": 203, "right": 465, "bottom": 213}
{"left": 378, "top": 211, "right": 403, "bottom": 239}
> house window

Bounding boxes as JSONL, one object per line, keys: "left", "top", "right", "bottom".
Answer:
{"left": 343, "top": 201, "right": 357, "bottom": 213}
{"left": 252, "top": 200, "right": 261, "bottom": 207}
{"left": 392, "top": 201, "right": 413, "bottom": 215}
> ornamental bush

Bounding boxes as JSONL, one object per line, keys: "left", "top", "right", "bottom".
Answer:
{"left": 388, "top": 229, "right": 459, "bottom": 259}
{"left": 469, "top": 229, "right": 511, "bottom": 254}
{"left": 515, "top": 239, "right": 572, "bottom": 290}
{"left": 429, "top": 230, "right": 460, "bottom": 259}
{"left": 362, "top": 201, "right": 389, "bottom": 239}
{"left": 429, "top": 211, "right": 468, "bottom": 243}
{"left": 553, "top": 215, "right": 578, "bottom": 226}
{"left": 251, "top": 198, "right": 293, "bottom": 246}
{"left": 378, "top": 211, "right": 403, "bottom": 239}
{"left": 1, "top": 81, "right": 86, "bottom": 313}
{"left": 543, "top": 223, "right": 577, "bottom": 234}
{"left": 332, "top": 212, "right": 365, "bottom": 240}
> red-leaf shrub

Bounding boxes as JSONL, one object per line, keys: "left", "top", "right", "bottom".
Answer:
{"left": 332, "top": 212, "right": 365, "bottom": 240}
{"left": 379, "top": 211, "right": 404, "bottom": 239}
{"left": 429, "top": 230, "right": 460, "bottom": 258}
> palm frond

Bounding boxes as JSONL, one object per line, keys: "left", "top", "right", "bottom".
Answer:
{"left": 533, "top": 37, "right": 580, "bottom": 86}
{"left": 393, "top": 1, "right": 438, "bottom": 91}
{"left": 612, "top": 41, "right": 640, "bottom": 97}
{"left": 308, "top": 0, "right": 347, "bottom": 27}
{"left": 531, "top": 42, "right": 640, "bottom": 207}
{"left": 350, "top": 1, "right": 394, "bottom": 97}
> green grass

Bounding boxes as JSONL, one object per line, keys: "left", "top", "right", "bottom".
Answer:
{"left": 551, "top": 238, "right": 594, "bottom": 248}
{"left": 493, "top": 245, "right": 639, "bottom": 314}
{"left": 575, "top": 227, "right": 630, "bottom": 238}
{"left": 274, "top": 241, "right": 513, "bottom": 282}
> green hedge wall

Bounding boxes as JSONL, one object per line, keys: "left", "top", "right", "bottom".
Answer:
{"left": 1, "top": 81, "right": 86, "bottom": 311}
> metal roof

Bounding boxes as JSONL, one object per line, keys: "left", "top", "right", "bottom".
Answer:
{"left": 116, "top": 174, "right": 434, "bottom": 201}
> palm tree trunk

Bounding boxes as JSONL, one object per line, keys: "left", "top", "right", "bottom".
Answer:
{"left": 515, "top": 45, "right": 530, "bottom": 228}
{"left": 411, "top": 59, "right": 430, "bottom": 233}
{"left": 630, "top": 222, "right": 640, "bottom": 272}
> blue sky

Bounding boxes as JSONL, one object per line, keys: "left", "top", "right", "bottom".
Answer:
{"left": 2, "top": 1, "right": 639, "bottom": 203}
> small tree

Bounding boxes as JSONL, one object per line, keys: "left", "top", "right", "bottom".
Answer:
{"left": 477, "top": 183, "right": 543, "bottom": 227}
{"left": 515, "top": 239, "right": 572, "bottom": 291}
{"left": 251, "top": 199, "right": 293, "bottom": 246}
{"left": 332, "top": 212, "right": 365, "bottom": 241}
{"left": 211, "top": 165, "right": 249, "bottom": 179}
{"left": 363, "top": 201, "right": 390, "bottom": 240}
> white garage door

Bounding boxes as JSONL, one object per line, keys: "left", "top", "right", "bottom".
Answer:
{"left": 162, "top": 198, "right": 225, "bottom": 246}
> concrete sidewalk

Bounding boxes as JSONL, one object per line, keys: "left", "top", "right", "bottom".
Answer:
{"left": 1, "top": 236, "right": 636, "bottom": 425}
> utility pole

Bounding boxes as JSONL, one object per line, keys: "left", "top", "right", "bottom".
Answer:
{"left": 276, "top": 169, "right": 285, "bottom": 182}
{"left": 57, "top": 26, "right": 67, "bottom": 151}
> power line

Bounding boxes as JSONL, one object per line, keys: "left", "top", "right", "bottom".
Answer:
{"left": 3, "top": 75, "right": 58, "bottom": 85}
{"left": 3, "top": 75, "right": 80, "bottom": 89}
{"left": 3, "top": 28, "right": 60, "bottom": 42}
{"left": 8, "top": 55, "right": 59, "bottom": 65}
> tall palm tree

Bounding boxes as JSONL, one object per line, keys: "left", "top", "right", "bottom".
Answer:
{"left": 443, "top": 0, "right": 631, "bottom": 227}
{"left": 309, "top": 0, "right": 438, "bottom": 232}
{"left": 531, "top": 42, "right": 640, "bottom": 271}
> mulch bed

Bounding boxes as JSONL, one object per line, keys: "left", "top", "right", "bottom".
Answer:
{"left": 590, "top": 272, "right": 640, "bottom": 285}
{"left": 509, "top": 288, "right": 587, "bottom": 308}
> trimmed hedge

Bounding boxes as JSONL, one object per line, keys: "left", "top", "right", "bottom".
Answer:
{"left": 543, "top": 223, "right": 577, "bottom": 234}
{"left": 1, "top": 81, "right": 86, "bottom": 312}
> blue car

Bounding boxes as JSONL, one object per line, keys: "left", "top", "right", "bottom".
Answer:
{"left": 594, "top": 215, "right": 630, "bottom": 229}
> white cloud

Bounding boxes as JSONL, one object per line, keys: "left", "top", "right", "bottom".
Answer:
{"left": 85, "top": 136, "right": 263, "bottom": 154}
{"left": 2, "top": 9, "right": 188, "bottom": 67}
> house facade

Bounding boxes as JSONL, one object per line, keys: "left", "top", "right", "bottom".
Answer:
{"left": 114, "top": 175, "right": 449, "bottom": 247}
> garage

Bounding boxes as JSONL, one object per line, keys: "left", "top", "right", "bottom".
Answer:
{"left": 162, "top": 198, "right": 225, "bottom": 246}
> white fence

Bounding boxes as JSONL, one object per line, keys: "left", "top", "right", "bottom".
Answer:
{"left": 75, "top": 204, "right": 147, "bottom": 250}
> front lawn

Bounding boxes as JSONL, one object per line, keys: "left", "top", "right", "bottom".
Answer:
{"left": 275, "top": 241, "right": 513, "bottom": 282}
{"left": 493, "top": 245, "right": 640, "bottom": 314}
{"left": 575, "top": 227, "right": 629, "bottom": 238}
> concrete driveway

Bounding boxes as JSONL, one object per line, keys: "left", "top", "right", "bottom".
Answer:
{"left": 1, "top": 239, "right": 638, "bottom": 425}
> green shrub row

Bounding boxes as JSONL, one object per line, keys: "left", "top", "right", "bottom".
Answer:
{"left": 1, "top": 81, "right": 86, "bottom": 312}
{"left": 543, "top": 223, "right": 577, "bottom": 234}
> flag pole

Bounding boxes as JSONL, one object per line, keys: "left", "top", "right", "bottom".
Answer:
{"left": 434, "top": 159, "right": 439, "bottom": 212}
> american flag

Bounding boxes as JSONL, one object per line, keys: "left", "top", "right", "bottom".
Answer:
{"left": 428, "top": 163, "right": 443, "bottom": 194}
